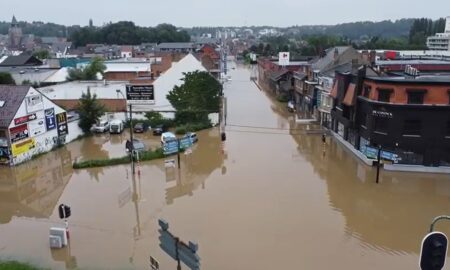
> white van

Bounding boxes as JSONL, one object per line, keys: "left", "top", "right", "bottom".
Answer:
{"left": 161, "top": 132, "right": 176, "bottom": 145}
{"left": 109, "top": 119, "right": 124, "bottom": 134}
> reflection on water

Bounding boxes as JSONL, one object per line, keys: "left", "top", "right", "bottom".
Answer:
{"left": 289, "top": 114, "right": 450, "bottom": 255}
{"left": 164, "top": 129, "right": 225, "bottom": 204}
{"left": 0, "top": 147, "right": 73, "bottom": 224}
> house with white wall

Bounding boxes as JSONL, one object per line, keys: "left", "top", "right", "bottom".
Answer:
{"left": 0, "top": 85, "right": 75, "bottom": 166}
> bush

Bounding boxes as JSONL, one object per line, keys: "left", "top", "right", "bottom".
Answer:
{"left": 276, "top": 94, "right": 289, "bottom": 103}
{"left": 0, "top": 260, "right": 46, "bottom": 270}
{"left": 72, "top": 148, "right": 165, "bottom": 169}
{"left": 174, "top": 122, "right": 212, "bottom": 135}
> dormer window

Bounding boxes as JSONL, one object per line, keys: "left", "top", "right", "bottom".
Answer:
{"left": 0, "top": 100, "right": 5, "bottom": 108}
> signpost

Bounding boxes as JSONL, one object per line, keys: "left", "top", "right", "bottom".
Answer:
{"left": 158, "top": 219, "right": 200, "bottom": 270}
{"left": 126, "top": 85, "right": 155, "bottom": 105}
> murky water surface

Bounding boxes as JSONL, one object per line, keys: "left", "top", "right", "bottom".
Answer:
{"left": 1, "top": 64, "right": 449, "bottom": 269}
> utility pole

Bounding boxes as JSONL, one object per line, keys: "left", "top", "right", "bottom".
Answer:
{"left": 129, "top": 104, "right": 135, "bottom": 175}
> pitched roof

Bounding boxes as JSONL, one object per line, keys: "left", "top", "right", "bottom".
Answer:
{"left": 311, "top": 46, "right": 352, "bottom": 72}
{"left": 11, "top": 15, "right": 18, "bottom": 25}
{"left": 0, "top": 55, "right": 43, "bottom": 67}
{"left": 0, "top": 85, "right": 30, "bottom": 128}
{"left": 270, "top": 69, "right": 289, "bottom": 81}
{"left": 156, "top": 42, "right": 194, "bottom": 49}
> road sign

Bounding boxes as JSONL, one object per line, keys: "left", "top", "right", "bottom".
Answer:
{"left": 126, "top": 85, "right": 155, "bottom": 105}
{"left": 420, "top": 231, "right": 448, "bottom": 270}
{"left": 158, "top": 219, "right": 200, "bottom": 270}
{"left": 179, "top": 137, "right": 193, "bottom": 150}
{"left": 381, "top": 150, "right": 398, "bottom": 162}
{"left": 163, "top": 140, "right": 179, "bottom": 155}
{"left": 279, "top": 52, "right": 290, "bottom": 66}
{"left": 150, "top": 256, "right": 159, "bottom": 270}
{"left": 45, "top": 108, "right": 56, "bottom": 130}
{"left": 365, "top": 146, "right": 378, "bottom": 159}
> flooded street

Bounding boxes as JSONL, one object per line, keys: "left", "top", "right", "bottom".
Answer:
{"left": 1, "top": 64, "right": 450, "bottom": 270}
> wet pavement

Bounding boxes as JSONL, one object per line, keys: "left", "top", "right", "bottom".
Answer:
{"left": 1, "top": 64, "right": 450, "bottom": 269}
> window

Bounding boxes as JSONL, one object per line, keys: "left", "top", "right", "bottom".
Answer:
{"left": 374, "top": 118, "right": 389, "bottom": 134}
{"left": 0, "top": 100, "right": 4, "bottom": 107}
{"left": 377, "top": 89, "right": 392, "bottom": 102}
{"left": 407, "top": 90, "right": 426, "bottom": 104}
{"left": 403, "top": 120, "right": 422, "bottom": 136}
{"left": 363, "top": 85, "right": 371, "bottom": 98}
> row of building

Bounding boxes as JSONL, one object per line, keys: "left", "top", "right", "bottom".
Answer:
{"left": 258, "top": 47, "right": 450, "bottom": 169}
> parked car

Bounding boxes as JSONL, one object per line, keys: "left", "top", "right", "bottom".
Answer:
{"left": 125, "top": 139, "right": 146, "bottom": 153}
{"left": 161, "top": 132, "right": 177, "bottom": 145}
{"left": 91, "top": 120, "right": 110, "bottom": 133}
{"left": 153, "top": 124, "right": 167, "bottom": 135}
{"left": 110, "top": 119, "right": 124, "bottom": 134}
{"left": 134, "top": 122, "right": 149, "bottom": 133}
{"left": 183, "top": 132, "right": 198, "bottom": 143}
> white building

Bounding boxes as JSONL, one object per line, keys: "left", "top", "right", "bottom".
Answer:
{"left": 0, "top": 85, "right": 77, "bottom": 166}
{"left": 131, "top": 53, "right": 207, "bottom": 113}
{"left": 427, "top": 16, "right": 450, "bottom": 51}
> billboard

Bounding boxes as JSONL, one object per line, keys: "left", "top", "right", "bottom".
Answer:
{"left": 14, "top": 113, "right": 37, "bottom": 125}
{"left": 9, "top": 124, "right": 29, "bottom": 143}
{"left": 45, "top": 108, "right": 57, "bottom": 130}
{"left": 11, "top": 138, "right": 36, "bottom": 157}
{"left": 126, "top": 85, "right": 155, "bottom": 105}
{"left": 279, "top": 52, "right": 290, "bottom": 66}
{"left": 29, "top": 119, "right": 46, "bottom": 137}
{"left": 56, "top": 112, "right": 68, "bottom": 137}
{"left": 25, "top": 94, "right": 44, "bottom": 113}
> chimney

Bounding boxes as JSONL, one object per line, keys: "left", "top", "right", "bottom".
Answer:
{"left": 334, "top": 47, "right": 339, "bottom": 60}
{"left": 369, "top": 50, "right": 376, "bottom": 66}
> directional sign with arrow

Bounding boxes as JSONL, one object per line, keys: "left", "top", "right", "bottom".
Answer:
{"left": 56, "top": 112, "right": 69, "bottom": 137}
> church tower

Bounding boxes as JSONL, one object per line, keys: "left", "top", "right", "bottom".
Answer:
{"left": 8, "top": 15, "right": 23, "bottom": 49}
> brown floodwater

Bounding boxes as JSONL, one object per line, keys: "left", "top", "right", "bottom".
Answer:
{"left": 1, "top": 64, "right": 450, "bottom": 270}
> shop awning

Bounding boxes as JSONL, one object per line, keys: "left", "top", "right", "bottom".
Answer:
{"left": 330, "top": 82, "right": 338, "bottom": 98}
{"left": 343, "top": 83, "right": 356, "bottom": 106}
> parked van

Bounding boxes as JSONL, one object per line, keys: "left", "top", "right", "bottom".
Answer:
{"left": 109, "top": 119, "right": 124, "bottom": 134}
{"left": 161, "top": 132, "right": 176, "bottom": 145}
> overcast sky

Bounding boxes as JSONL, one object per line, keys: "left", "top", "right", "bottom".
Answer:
{"left": 2, "top": 0, "right": 449, "bottom": 27}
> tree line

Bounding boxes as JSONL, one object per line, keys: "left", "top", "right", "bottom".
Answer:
{"left": 70, "top": 22, "right": 190, "bottom": 47}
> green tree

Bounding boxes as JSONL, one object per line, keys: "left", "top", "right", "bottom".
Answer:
{"left": 33, "top": 49, "right": 50, "bottom": 60}
{"left": 67, "top": 57, "right": 106, "bottom": 81}
{"left": 0, "top": 72, "right": 15, "bottom": 85}
{"left": 167, "top": 71, "right": 221, "bottom": 124}
{"left": 77, "top": 87, "right": 106, "bottom": 133}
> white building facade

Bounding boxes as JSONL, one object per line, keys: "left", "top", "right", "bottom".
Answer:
{"left": 0, "top": 86, "right": 73, "bottom": 166}
{"left": 427, "top": 16, "right": 450, "bottom": 51}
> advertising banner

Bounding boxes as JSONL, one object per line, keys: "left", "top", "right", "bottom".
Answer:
{"left": 14, "top": 113, "right": 37, "bottom": 125}
{"left": 45, "top": 108, "right": 56, "bottom": 130}
{"left": 126, "top": 85, "right": 155, "bottom": 105}
{"left": 11, "top": 138, "right": 36, "bottom": 157}
{"left": 56, "top": 112, "right": 68, "bottom": 136}
{"left": 9, "top": 124, "right": 29, "bottom": 143}
{"left": 29, "top": 119, "right": 46, "bottom": 137}
{"left": 25, "top": 94, "right": 44, "bottom": 113}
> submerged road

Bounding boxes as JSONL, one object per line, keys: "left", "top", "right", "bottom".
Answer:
{"left": 0, "top": 64, "right": 450, "bottom": 269}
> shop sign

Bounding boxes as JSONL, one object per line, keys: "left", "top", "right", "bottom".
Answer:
{"left": 11, "top": 138, "right": 36, "bottom": 157}
{"left": 372, "top": 110, "right": 393, "bottom": 118}
{"left": 9, "top": 124, "right": 29, "bottom": 143}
